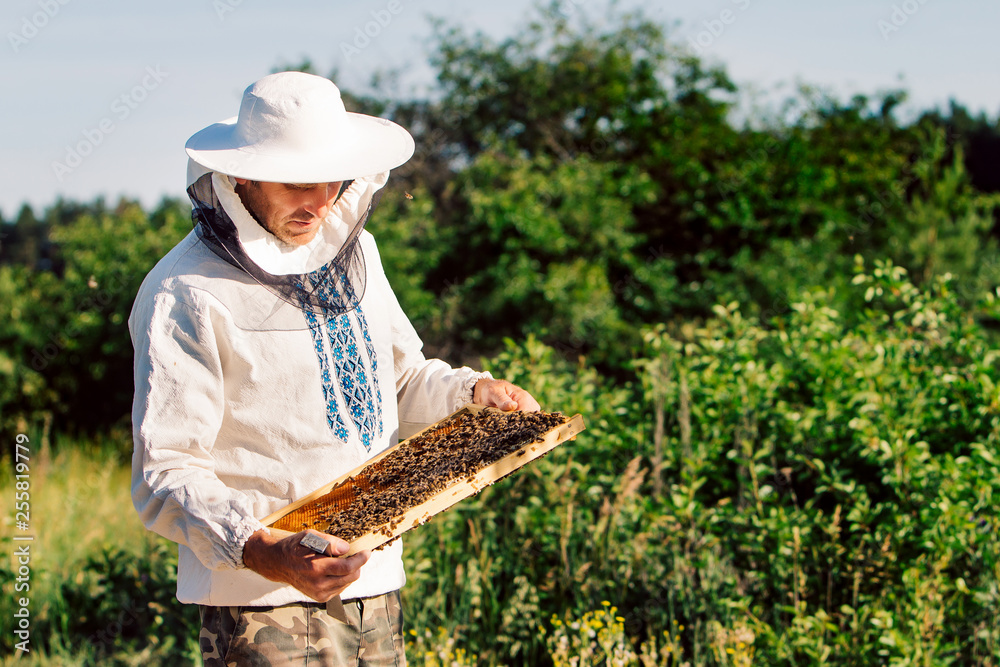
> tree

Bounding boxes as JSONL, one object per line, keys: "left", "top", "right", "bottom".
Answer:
{"left": 0, "top": 197, "right": 190, "bottom": 435}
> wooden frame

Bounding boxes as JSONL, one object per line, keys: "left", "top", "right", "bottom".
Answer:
{"left": 262, "top": 404, "right": 586, "bottom": 556}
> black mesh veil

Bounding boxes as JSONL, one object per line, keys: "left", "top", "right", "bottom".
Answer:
{"left": 186, "top": 172, "right": 383, "bottom": 329}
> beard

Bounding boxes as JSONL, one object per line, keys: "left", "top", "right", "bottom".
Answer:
{"left": 235, "top": 180, "right": 282, "bottom": 238}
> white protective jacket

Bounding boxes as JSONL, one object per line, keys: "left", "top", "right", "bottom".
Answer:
{"left": 129, "top": 173, "right": 487, "bottom": 606}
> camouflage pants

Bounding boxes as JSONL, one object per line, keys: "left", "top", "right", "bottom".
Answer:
{"left": 199, "top": 590, "right": 406, "bottom": 666}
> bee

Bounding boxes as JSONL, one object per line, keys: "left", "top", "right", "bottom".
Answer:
{"left": 404, "top": 192, "right": 414, "bottom": 200}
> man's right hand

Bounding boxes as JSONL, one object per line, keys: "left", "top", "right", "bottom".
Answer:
{"left": 242, "top": 528, "right": 370, "bottom": 602}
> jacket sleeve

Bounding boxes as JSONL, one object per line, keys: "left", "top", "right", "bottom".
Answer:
{"left": 129, "top": 287, "right": 264, "bottom": 571}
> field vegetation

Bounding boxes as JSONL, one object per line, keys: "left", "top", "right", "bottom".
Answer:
{"left": 2, "top": 4, "right": 999, "bottom": 665}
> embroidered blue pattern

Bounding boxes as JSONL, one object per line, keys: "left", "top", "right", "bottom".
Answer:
{"left": 303, "top": 308, "right": 350, "bottom": 442}
{"left": 297, "top": 270, "right": 383, "bottom": 451}
{"left": 343, "top": 279, "right": 383, "bottom": 440}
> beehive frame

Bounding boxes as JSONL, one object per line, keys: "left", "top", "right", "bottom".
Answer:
{"left": 262, "top": 404, "right": 585, "bottom": 555}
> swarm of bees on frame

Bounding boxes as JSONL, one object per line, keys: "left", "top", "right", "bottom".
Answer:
{"left": 276, "top": 409, "right": 571, "bottom": 545}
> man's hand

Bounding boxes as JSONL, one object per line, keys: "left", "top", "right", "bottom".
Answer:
{"left": 242, "top": 528, "right": 370, "bottom": 602}
{"left": 473, "top": 378, "right": 541, "bottom": 412}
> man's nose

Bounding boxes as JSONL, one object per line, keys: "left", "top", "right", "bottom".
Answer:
{"left": 302, "top": 185, "right": 333, "bottom": 218}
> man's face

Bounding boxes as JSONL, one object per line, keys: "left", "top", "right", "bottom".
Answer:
{"left": 234, "top": 179, "right": 344, "bottom": 246}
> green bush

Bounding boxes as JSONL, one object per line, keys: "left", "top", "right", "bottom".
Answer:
{"left": 403, "top": 259, "right": 1000, "bottom": 666}
{"left": 56, "top": 542, "right": 200, "bottom": 665}
{"left": 3, "top": 257, "right": 997, "bottom": 666}
{"left": 0, "top": 540, "right": 199, "bottom": 666}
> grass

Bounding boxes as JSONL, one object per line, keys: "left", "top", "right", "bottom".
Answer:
{"left": 0, "top": 437, "right": 195, "bottom": 666}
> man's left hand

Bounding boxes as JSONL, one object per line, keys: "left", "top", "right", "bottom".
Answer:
{"left": 473, "top": 378, "right": 540, "bottom": 412}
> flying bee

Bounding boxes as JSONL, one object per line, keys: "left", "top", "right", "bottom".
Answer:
{"left": 404, "top": 192, "right": 414, "bottom": 200}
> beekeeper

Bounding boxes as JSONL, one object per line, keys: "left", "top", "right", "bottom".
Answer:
{"left": 129, "top": 71, "right": 539, "bottom": 666}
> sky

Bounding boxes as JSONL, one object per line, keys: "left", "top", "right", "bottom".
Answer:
{"left": 2, "top": 0, "right": 998, "bottom": 220}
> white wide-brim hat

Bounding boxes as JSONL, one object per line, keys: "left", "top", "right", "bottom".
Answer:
{"left": 185, "top": 71, "right": 415, "bottom": 183}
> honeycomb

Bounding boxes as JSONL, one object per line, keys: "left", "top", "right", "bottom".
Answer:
{"left": 266, "top": 405, "right": 585, "bottom": 552}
